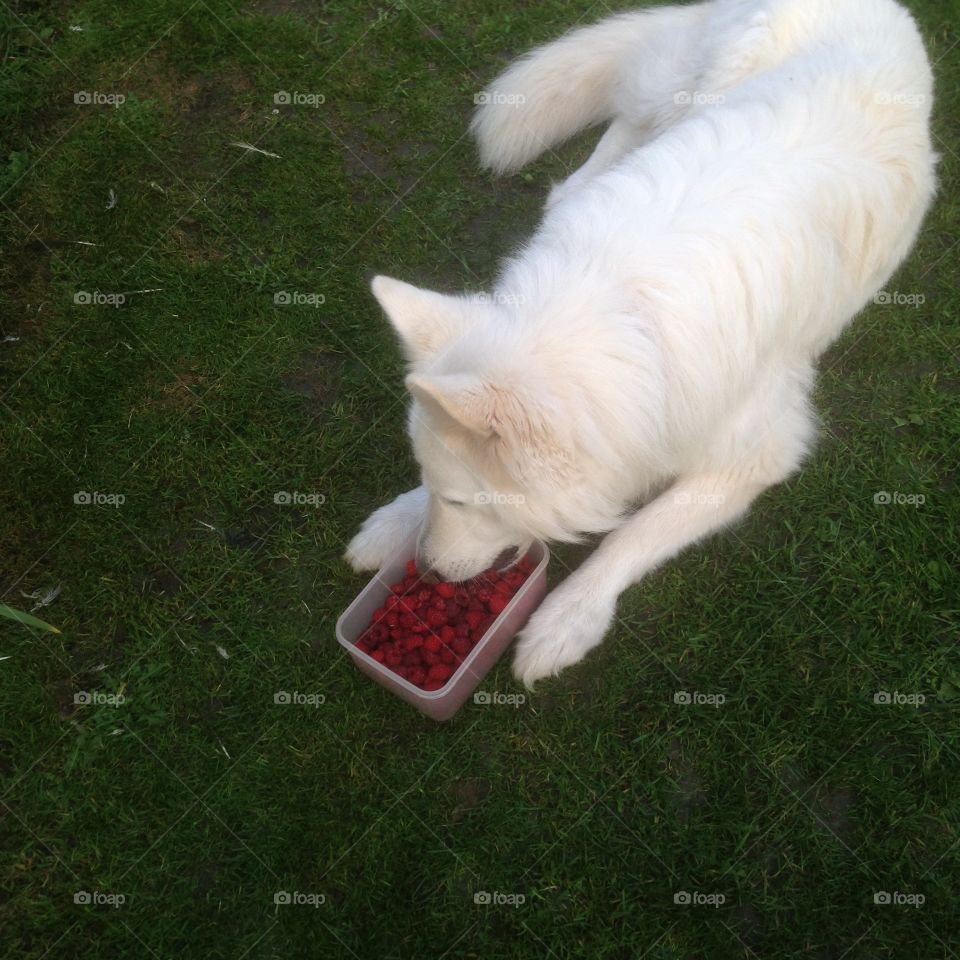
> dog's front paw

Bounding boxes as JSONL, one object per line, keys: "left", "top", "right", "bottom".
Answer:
{"left": 512, "top": 578, "right": 616, "bottom": 688}
{"left": 344, "top": 488, "right": 427, "bottom": 572}
{"left": 344, "top": 523, "right": 394, "bottom": 572}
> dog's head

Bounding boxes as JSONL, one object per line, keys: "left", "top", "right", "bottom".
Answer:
{"left": 371, "top": 275, "right": 580, "bottom": 581}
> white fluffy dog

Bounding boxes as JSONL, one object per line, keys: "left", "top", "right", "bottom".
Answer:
{"left": 346, "top": 0, "right": 936, "bottom": 687}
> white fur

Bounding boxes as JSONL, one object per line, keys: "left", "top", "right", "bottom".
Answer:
{"left": 347, "top": 0, "right": 936, "bottom": 687}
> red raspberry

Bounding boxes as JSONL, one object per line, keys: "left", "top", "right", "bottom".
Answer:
{"left": 408, "top": 667, "right": 426, "bottom": 686}
{"left": 452, "top": 638, "right": 471, "bottom": 657}
{"left": 455, "top": 621, "right": 470, "bottom": 638}
{"left": 488, "top": 594, "right": 509, "bottom": 615}
{"left": 440, "top": 625, "right": 457, "bottom": 644}
{"left": 406, "top": 559, "right": 418, "bottom": 577}
{"left": 371, "top": 649, "right": 385, "bottom": 663}
{"left": 434, "top": 581, "right": 455, "bottom": 598}
{"left": 465, "top": 610, "right": 484, "bottom": 631}
{"left": 440, "top": 648, "right": 455, "bottom": 665}
{"left": 426, "top": 608, "right": 446, "bottom": 629}
{"left": 422, "top": 680, "right": 444, "bottom": 691}
{"left": 427, "top": 664, "right": 452, "bottom": 683}
{"left": 423, "top": 634, "right": 442, "bottom": 654}
{"left": 444, "top": 600, "right": 461, "bottom": 619}
{"left": 371, "top": 607, "right": 386, "bottom": 621}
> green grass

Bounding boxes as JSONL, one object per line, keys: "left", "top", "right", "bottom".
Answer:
{"left": 1, "top": 0, "right": 958, "bottom": 956}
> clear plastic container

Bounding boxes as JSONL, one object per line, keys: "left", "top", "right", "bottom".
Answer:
{"left": 336, "top": 530, "right": 549, "bottom": 720}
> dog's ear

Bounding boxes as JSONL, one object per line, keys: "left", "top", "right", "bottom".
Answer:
{"left": 371, "top": 275, "right": 473, "bottom": 365}
{"left": 405, "top": 372, "right": 493, "bottom": 436}
{"left": 405, "top": 372, "right": 576, "bottom": 484}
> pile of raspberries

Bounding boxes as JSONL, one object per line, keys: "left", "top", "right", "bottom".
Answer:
{"left": 356, "top": 555, "right": 534, "bottom": 690}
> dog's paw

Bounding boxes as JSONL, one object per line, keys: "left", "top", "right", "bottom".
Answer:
{"left": 344, "top": 488, "right": 427, "bottom": 572}
{"left": 512, "top": 578, "right": 616, "bottom": 688}
{"left": 344, "top": 524, "right": 394, "bottom": 572}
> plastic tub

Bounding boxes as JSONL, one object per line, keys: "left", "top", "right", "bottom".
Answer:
{"left": 336, "top": 530, "right": 549, "bottom": 720}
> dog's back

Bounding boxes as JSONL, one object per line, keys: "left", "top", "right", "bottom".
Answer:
{"left": 476, "top": 0, "right": 936, "bottom": 398}
{"left": 473, "top": 0, "right": 933, "bottom": 173}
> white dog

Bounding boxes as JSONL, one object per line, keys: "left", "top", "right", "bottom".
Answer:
{"left": 346, "top": 0, "right": 936, "bottom": 686}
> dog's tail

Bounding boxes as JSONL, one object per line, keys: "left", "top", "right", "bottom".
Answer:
{"left": 470, "top": 5, "right": 703, "bottom": 174}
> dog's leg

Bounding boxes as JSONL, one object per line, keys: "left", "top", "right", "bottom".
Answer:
{"left": 512, "top": 472, "right": 770, "bottom": 687}
{"left": 345, "top": 486, "right": 428, "bottom": 572}
{"left": 547, "top": 118, "right": 639, "bottom": 208}
{"left": 513, "top": 367, "right": 816, "bottom": 686}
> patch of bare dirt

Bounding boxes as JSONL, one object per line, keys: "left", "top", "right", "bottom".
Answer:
{"left": 280, "top": 348, "right": 344, "bottom": 416}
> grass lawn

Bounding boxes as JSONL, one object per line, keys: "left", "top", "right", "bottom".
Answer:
{"left": 1, "top": 0, "right": 958, "bottom": 956}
